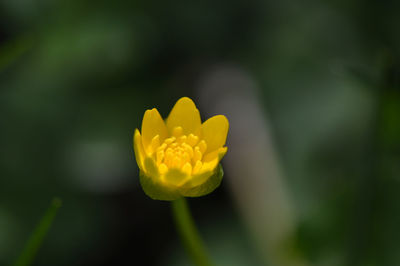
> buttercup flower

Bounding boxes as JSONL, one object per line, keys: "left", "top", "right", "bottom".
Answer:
{"left": 133, "top": 97, "right": 229, "bottom": 201}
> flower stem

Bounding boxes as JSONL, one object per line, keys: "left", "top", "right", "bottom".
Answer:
{"left": 171, "top": 197, "right": 214, "bottom": 266}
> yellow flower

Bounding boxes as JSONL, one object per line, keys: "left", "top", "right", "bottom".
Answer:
{"left": 133, "top": 97, "right": 229, "bottom": 201}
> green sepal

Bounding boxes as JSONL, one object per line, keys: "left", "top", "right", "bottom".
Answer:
{"left": 180, "top": 164, "right": 224, "bottom": 197}
{"left": 139, "top": 171, "right": 181, "bottom": 201}
{"left": 140, "top": 164, "right": 224, "bottom": 201}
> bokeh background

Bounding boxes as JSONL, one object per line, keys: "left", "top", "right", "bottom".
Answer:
{"left": 1, "top": 0, "right": 399, "bottom": 265}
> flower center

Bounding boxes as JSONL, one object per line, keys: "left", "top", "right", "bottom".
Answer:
{"left": 149, "top": 127, "right": 207, "bottom": 175}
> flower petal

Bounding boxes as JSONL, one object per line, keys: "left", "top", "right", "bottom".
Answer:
{"left": 166, "top": 97, "right": 201, "bottom": 135}
{"left": 141, "top": 108, "right": 168, "bottom": 154}
{"left": 201, "top": 115, "right": 229, "bottom": 153}
{"left": 202, "top": 147, "right": 228, "bottom": 163}
{"left": 133, "top": 129, "right": 146, "bottom": 171}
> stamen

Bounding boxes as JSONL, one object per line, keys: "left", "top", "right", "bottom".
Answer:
{"left": 178, "top": 135, "right": 187, "bottom": 144}
{"left": 187, "top": 134, "right": 199, "bottom": 147}
{"left": 158, "top": 163, "right": 168, "bottom": 174}
{"left": 182, "top": 152, "right": 190, "bottom": 164}
{"left": 150, "top": 135, "right": 160, "bottom": 152}
{"left": 182, "top": 143, "right": 193, "bottom": 157}
{"left": 197, "top": 140, "right": 207, "bottom": 154}
{"left": 182, "top": 162, "right": 192, "bottom": 175}
{"left": 164, "top": 149, "right": 174, "bottom": 165}
{"left": 157, "top": 143, "right": 167, "bottom": 152}
{"left": 193, "top": 146, "right": 202, "bottom": 162}
{"left": 156, "top": 150, "right": 164, "bottom": 165}
{"left": 193, "top": 160, "right": 202, "bottom": 174}
{"left": 172, "top": 156, "right": 182, "bottom": 168}
{"left": 164, "top": 137, "right": 176, "bottom": 145}
{"left": 155, "top": 131, "right": 207, "bottom": 177}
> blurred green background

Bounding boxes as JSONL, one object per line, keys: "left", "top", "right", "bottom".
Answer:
{"left": 0, "top": 0, "right": 399, "bottom": 265}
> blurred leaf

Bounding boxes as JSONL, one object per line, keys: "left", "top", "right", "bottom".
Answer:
{"left": 13, "top": 198, "right": 62, "bottom": 266}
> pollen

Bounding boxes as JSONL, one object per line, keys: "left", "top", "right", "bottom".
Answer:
{"left": 150, "top": 127, "right": 207, "bottom": 175}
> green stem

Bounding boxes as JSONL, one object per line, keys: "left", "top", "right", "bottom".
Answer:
{"left": 171, "top": 197, "right": 214, "bottom": 266}
{"left": 14, "top": 198, "right": 62, "bottom": 266}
